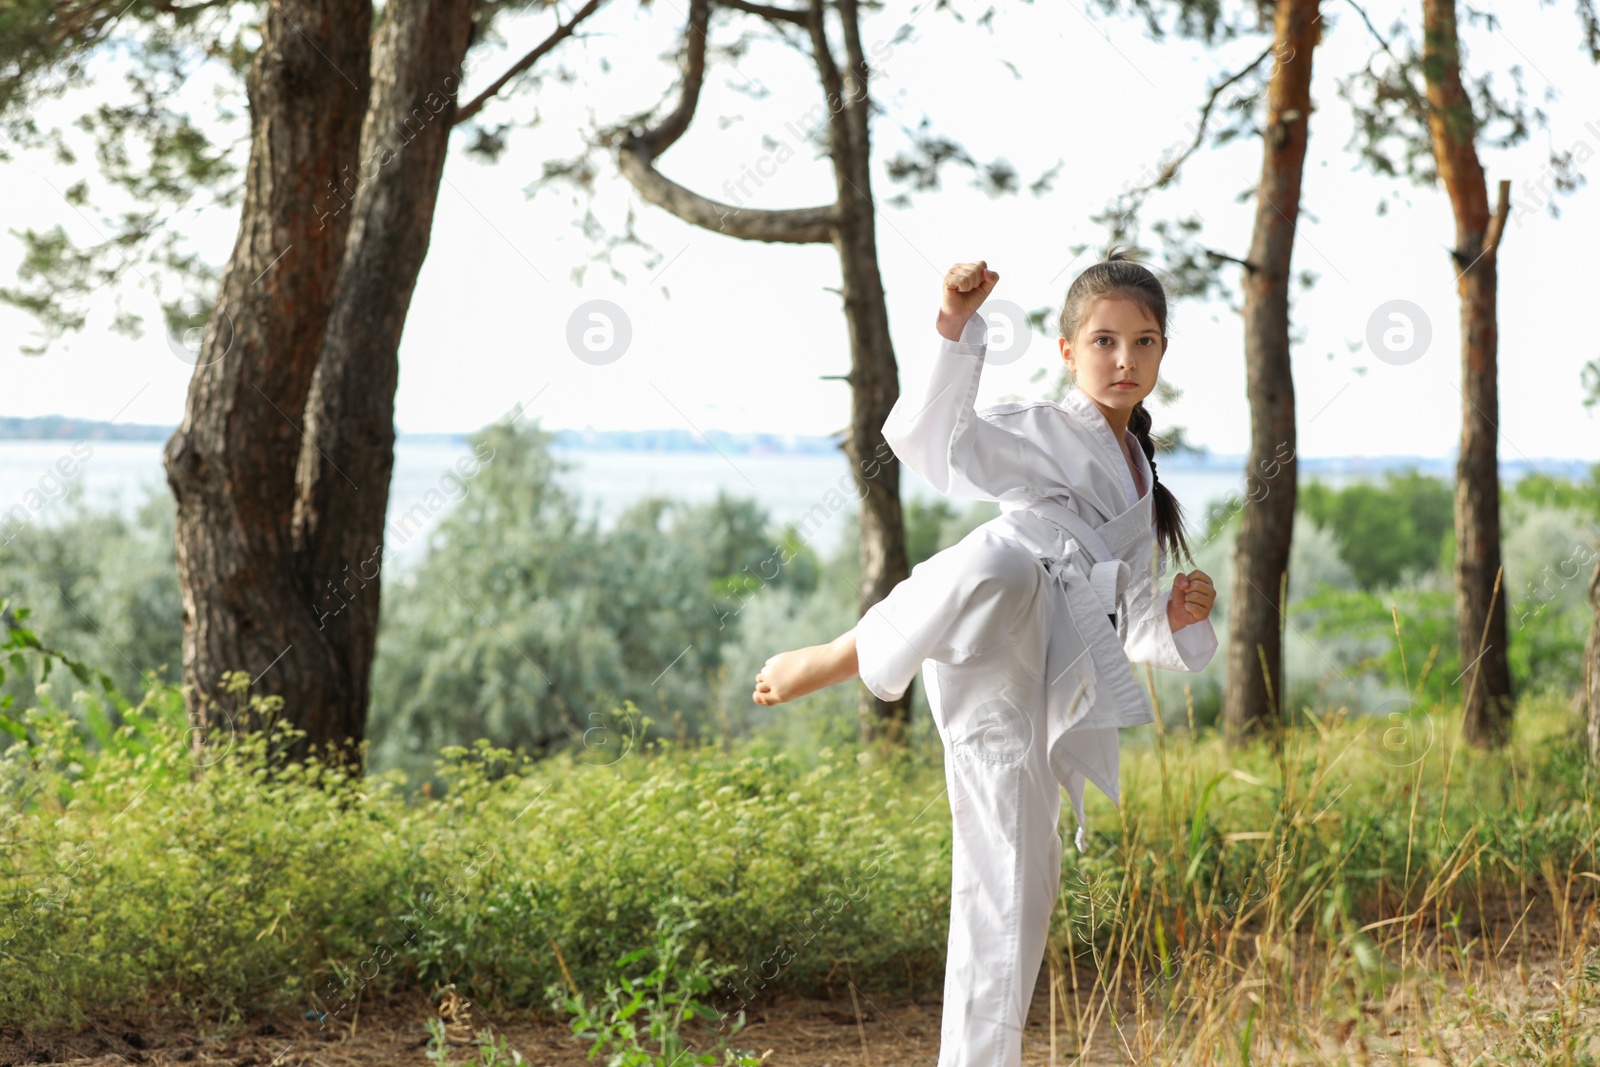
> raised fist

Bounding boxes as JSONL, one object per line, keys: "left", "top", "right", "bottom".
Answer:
{"left": 939, "top": 260, "right": 1000, "bottom": 328}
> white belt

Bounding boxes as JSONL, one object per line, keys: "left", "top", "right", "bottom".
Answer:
{"left": 1026, "top": 502, "right": 1131, "bottom": 633}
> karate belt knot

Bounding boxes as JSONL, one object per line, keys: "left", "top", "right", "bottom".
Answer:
{"left": 1039, "top": 551, "right": 1130, "bottom": 637}
{"left": 1022, "top": 500, "right": 1152, "bottom": 855}
{"left": 1036, "top": 547, "right": 1135, "bottom": 856}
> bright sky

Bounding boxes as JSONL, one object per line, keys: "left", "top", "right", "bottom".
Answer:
{"left": 3, "top": 0, "right": 1598, "bottom": 465}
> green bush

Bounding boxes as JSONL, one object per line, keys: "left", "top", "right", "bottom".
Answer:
{"left": 367, "top": 418, "right": 821, "bottom": 785}
{"left": 1295, "top": 469, "right": 1455, "bottom": 591}
{"left": 0, "top": 609, "right": 951, "bottom": 1028}
{"left": 548, "top": 902, "right": 763, "bottom": 1066}
{"left": 0, "top": 485, "right": 181, "bottom": 706}
{"left": 4, "top": 596, "right": 1597, "bottom": 1033}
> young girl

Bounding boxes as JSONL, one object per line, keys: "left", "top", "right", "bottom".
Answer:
{"left": 752, "top": 250, "right": 1218, "bottom": 1066}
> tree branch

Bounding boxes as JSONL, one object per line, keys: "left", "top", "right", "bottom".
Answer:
{"left": 453, "top": 0, "right": 608, "bottom": 127}
{"left": 1342, "top": 0, "right": 1402, "bottom": 62}
{"left": 617, "top": 0, "right": 838, "bottom": 242}
{"left": 149, "top": 0, "right": 235, "bottom": 14}
{"left": 835, "top": 0, "right": 873, "bottom": 169}
{"left": 1204, "top": 246, "right": 1260, "bottom": 272}
{"left": 1481, "top": 177, "right": 1510, "bottom": 258}
{"left": 1132, "top": 39, "right": 1277, "bottom": 199}
{"left": 716, "top": 0, "right": 809, "bottom": 25}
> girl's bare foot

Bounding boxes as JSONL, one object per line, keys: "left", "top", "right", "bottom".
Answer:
{"left": 752, "top": 628, "right": 859, "bottom": 706}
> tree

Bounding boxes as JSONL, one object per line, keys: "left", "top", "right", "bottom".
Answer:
{"left": 1084, "top": 0, "right": 1325, "bottom": 744}
{"left": 1420, "top": 0, "right": 1514, "bottom": 747}
{"left": 1338, "top": 0, "right": 1600, "bottom": 749}
{"left": 1091, "top": 0, "right": 1600, "bottom": 747}
{"left": 1297, "top": 470, "right": 1455, "bottom": 591}
{"left": 545, "top": 0, "right": 1055, "bottom": 742}
{"left": 1213, "top": 0, "right": 1322, "bottom": 745}
{"left": 1587, "top": 551, "right": 1600, "bottom": 765}
{"left": 368, "top": 418, "right": 807, "bottom": 780}
{"left": 1578, "top": 385, "right": 1600, "bottom": 764}
{"left": 0, "top": 0, "right": 611, "bottom": 769}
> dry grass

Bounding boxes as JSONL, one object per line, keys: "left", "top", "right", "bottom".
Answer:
{"left": 4, "top": 905, "right": 1594, "bottom": 1067}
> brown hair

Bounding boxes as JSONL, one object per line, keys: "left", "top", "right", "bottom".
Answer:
{"left": 1058, "top": 244, "right": 1195, "bottom": 572}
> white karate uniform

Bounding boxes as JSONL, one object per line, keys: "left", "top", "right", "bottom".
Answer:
{"left": 853, "top": 311, "right": 1218, "bottom": 1067}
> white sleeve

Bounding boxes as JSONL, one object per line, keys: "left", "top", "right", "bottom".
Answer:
{"left": 1123, "top": 584, "right": 1218, "bottom": 672}
{"left": 880, "top": 312, "right": 1045, "bottom": 503}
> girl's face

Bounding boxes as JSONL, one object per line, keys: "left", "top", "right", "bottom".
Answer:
{"left": 1058, "top": 295, "right": 1166, "bottom": 417}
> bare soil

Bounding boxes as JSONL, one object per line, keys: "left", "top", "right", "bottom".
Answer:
{"left": 5, "top": 905, "right": 1595, "bottom": 1066}
{"left": 2, "top": 975, "right": 1127, "bottom": 1067}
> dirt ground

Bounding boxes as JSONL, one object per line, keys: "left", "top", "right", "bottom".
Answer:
{"left": 3, "top": 985, "right": 934, "bottom": 1067}
{"left": 0, "top": 974, "right": 1145, "bottom": 1067}
{"left": 5, "top": 912, "right": 1595, "bottom": 1067}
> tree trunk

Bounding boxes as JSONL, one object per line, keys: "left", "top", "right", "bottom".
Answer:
{"left": 291, "top": 0, "right": 479, "bottom": 767}
{"left": 616, "top": 0, "right": 912, "bottom": 741}
{"left": 1574, "top": 563, "right": 1600, "bottom": 764}
{"left": 1221, "top": 0, "right": 1320, "bottom": 746}
{"left": 1582, "top": 560, "right": 1600, "bottom": 764}
{"left": 162, "top": 0, "right": 372, "bottom": 763}
{"left": 812, "top": 0, "right": 912, "bottom": 743}
{"left": 1421, "top": 0, "right": 1515, "bottom": 749}
{"left": 164, "top": 0, "right": 479, "bottom": 770}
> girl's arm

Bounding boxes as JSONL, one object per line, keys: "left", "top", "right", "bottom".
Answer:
{"left": 880, "top": 310, "right": 1047, "bottom": 502}
{"left": 1122, "top": 551, "right": 1218, "bottom": 672}
{"left": 1125, "top": 587, "right": 1217, "bottom": 671}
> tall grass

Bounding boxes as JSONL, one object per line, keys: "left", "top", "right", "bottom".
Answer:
{"left": 1, "top": 664, "right": 951, "bottom": 1028}
{"left": 1048, "top": 687, "right": 1600, "bottom": 1062}
{"left": 3, "top": 608, "right": 1597, "bottom": 1061}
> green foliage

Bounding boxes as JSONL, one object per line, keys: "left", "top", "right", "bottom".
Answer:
{"left": 844, "top": 495, "right": 999, "bottom": 573}
{"left": 2, "top": 445, "right": 1591, "bottom": 772}
{"left": 2, "top": 609, "right": 1597, "bottom": 1035}
{"left": 1296, "top": 469, "right": 1454, "bottom": 591}
{"left": 0, "top": 594, "right": 132, "bottom": 752}
{"left": 1295, "top": 584, "right": 1459, "bottom": 694}
{"left": 0, "top": 483, "right": 181, "bottom": 708}
{"left": 548, "top": 904, "right": 763, "bottom": 1066}
{"left": 702, "top": 495, "right": 819, "bottom": 608}
{"left": 424, "top": 1015, "right": 528, "bottom": 1066}
{"left": 1506, "top": 461, "right": 1600, "bottom": 521}
{"left": 0, "top": 0, "right": 256, "bottom": 354}
{"left": 1501, "top": 490, "right": 1600, "bottom": 697}
{"left": 0, "top": 614, "right": 948, "bottom": 1028}
{"left": 903, "top": 497, "right": 959, "bottom": 569}
{"left": 367, "top": 418, "right": 816, "bottom": 783}
{"left": 1191, "top": 468, "right": 1597, "bottom": 703}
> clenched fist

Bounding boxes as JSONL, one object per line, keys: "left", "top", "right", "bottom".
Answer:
{"left": 1167, "top": 570, "right": 1216, "bottom": 632}
{"left": 937, "top": 260, "right": 999, "bottom": 341}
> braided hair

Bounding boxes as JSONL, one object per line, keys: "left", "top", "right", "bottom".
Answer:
{"left": 1058, "top": 244, "right": 1196, "bottom": 572}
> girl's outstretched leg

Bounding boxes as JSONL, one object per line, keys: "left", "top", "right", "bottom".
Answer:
{"left": 855, "top": 527, "right": 1043, "bottom": 703}
{"left": 752, "top": 627, "right": 859, "bottom": 706}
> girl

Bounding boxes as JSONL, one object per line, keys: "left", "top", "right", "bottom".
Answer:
{"left": 752, "top": 250, "right": 1218, "bottom": 1066}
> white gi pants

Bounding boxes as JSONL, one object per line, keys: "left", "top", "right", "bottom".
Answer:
{"left": 855, "top": 526, "right": 1072, "bottom": 1067}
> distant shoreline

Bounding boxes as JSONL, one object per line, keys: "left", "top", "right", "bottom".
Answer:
{"left": 0, "top": 415, "right": 1593, "bottom": 479}
{"left": 0, "top": 415, "right": 846, "bottom": 456}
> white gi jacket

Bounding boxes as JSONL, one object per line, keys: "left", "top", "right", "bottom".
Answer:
{"left": 873, "top": 311, "right": 1218, "bottom": 851}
